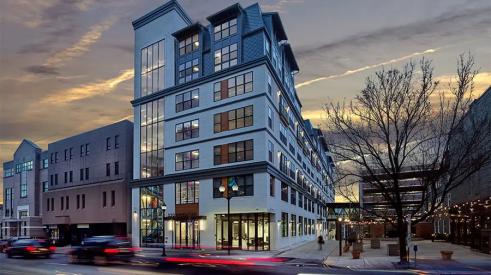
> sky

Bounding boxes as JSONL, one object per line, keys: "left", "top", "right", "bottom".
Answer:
{"left": 1, "top": 0, "right": 491, "bottom": 203}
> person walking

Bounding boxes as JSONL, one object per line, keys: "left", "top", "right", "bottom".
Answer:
{"left": 317, "top": 235, "right": 325, "bottom": 250}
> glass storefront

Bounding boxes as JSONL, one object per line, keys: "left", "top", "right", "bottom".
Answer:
{"left": 140, "top": 186, "right": 164, "bottom": 246}
{"left": 174, "top": 220, "right": 200, "bottom": 249}
{"left": 216, "top": 213, "right": 270, "bottom": 251}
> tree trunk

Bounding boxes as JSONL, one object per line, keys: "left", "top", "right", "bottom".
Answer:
{"left": 397, "top": 218, "right": 408, "bottom": 263}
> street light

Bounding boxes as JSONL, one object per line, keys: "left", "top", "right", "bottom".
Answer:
{"left": 337, "top": 217, "right": 343, "bottom": 256}
{"left": 161, "top": 202, "right": 167, "bottom": 256}
{"left": 219, "top": 179, "right": 239, "bottom": 255}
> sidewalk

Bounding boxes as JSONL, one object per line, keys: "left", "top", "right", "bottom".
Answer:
{"left": 324, "top": 239, "right": 491, "bottom": 272}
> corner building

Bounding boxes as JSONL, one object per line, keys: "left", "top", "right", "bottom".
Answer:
{"left": 131, "top": 0, "right": 336, "bottom": 251}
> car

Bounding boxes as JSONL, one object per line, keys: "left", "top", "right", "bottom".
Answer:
{"left": 5, "top": 239, "right": 55, "bottom": 258}
{"left": 68, "top": 236, "right": 136, "bottom": 265}
{"left": 0, "top": 238, "right": 16, "bottom": 253}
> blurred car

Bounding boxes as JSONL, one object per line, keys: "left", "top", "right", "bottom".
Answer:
{"left": 0, "top": 238, "right": 16, "bottom": 253}
{"left": 5, "top": 239, "right": 55, "bottom": 258}
{"left": 68, "top": 236, "right": 136, "bottom": 265}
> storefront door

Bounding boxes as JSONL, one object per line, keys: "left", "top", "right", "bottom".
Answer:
{"left": 174, "top": 220, "right": 200, "bottom": 249}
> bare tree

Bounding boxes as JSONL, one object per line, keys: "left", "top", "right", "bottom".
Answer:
{"left": 323, "top": 53, "right": 491, "bottom": 263}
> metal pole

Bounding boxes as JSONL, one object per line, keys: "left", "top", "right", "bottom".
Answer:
{"left": 227, "top": 196, "right": 231, "bottom": 256}
{"left": 162, "top": 209, "right": 166, "bottom": 256}
{"left": 338, "top": 221, "right": 342, "bottom": 256}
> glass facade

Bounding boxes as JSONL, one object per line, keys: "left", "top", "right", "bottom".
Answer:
{"left": 141, "top": 40, "right": 165, "bottom": 97}
{"left": 216, "top": 213, "right": 270, "bottom": 251}
{"left": 140, "top": 98, "right": 164, "bottom": 178}
{"left": 140, "top": 186, "right": 164, "bottom": 246}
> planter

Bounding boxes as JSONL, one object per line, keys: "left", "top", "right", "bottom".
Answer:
{"left": 371, "top": 238, "right": 381, "bottom": 249}
{"left": 352, "top": 250, "right": 361, "bottom": 259}
{"left": 353, "top": 242, "right": 364, "bottom": 252}
{"left": 440, "top": 250, "right": 453, "bottom": 260}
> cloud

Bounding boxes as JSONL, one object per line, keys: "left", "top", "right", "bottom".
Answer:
{"left": 24, "top": 65, "right": 60, "bottom": 75}
{"left": 296, "top": 48, "right": 440, "bottom": 89}
{"left": 42, "top": 69, "right": 133, "bottom": 104}
{"left": 261, "top": 0, "right": 304, "bottom": 13}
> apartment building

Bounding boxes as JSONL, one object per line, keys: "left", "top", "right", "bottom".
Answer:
{"left": 2, "top": 140, "right": 48, "bottom": 239}
{"left": 130, "top": 0, "right": 336, "bottom": 251}
{"left": 42, "top": 120, "right": 133, "bottom": 245}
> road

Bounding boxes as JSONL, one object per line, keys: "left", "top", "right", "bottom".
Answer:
{"left": 0, "top": 253, "right": 417, "bottom": 275}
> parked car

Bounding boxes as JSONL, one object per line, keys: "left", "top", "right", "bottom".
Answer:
{"left": 68, "top": 236, "right": 136, "bottom": 265}
{"left": 0, "top": 238, "right": 16, "bottom": 253}
{"left": 5, "top": 239, "right": 55, "bottom": 258}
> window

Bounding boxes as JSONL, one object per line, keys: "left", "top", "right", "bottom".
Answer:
{"left": 267, "top": 75, "right": 272, "bottom": 95}
{"left": 298, "top": 193, "right": 303, "bottom": 208}
{"left": 214, "top": 139, "right": 253, "bottom": 165}
{"left": 66, "top": 196, "right": 69, "bottom": 210}
{"left": 214, "top": 18, "right": 237, "bottom": 40}
{"left": 281, "top": 182, "right": 288, "bottom": 202}
{"left": 214, "top": 106, "right": 253, "bottom": 133}
{"left": 106, "top": 163, "right": 111, "bottom": 177}
{"left": 214, "top": 43, "right": 238, "bottom": 72}
{"left": 51, "top": 198, "right": 54, "bottom": 211}
{"left": 179, "top": 33, "right": 199, "bottom": 56}
{"left": 212, "top": 174, "right": 254, "bottom": 198}
{"left": 42, "top": 181, "right": 48, "bottom": 192}
{"left": 79, "top": 169, "right": 83, "bottom": 181}
{"left": 46, "top": 198, "right": 50, "bottom": 211}
{"left": 280, "top": 123, "right": 287, "bottom": 144}
{"left": 280, "top": 153, "right": 288, "bottom": 174}
{"left": 214, "top": 72, "right": 252, "bottom": 101}
{"left": 106, "top": 137, "right": 111, "bottom": 150}
{"left": 77, "top": 195, "right": 80, "bottom": 209}
{"left": 290, "top": 188, "right": 296, "bottom": 205}
{"left": 175, "top": 181, "right": 199, "bottom": 204}
{"left": 69, "top": 171, "right": 73, "bottom": 183}
{"left": 64, "top": 172, "right": 67, "bottom": 183}
{"left": 103, "top": 191, "right": 107, "bottom": 207}
{"left": 4, "top": 168, "right": 14, "bottom": 177}
{"left": 115, "top": 161, "right": 119, "bottom": 175}
{"left": 55, "top": 152, "right": 58, "bottom": 163}
{"left": 178, "top": 58, "right": 199, "bottom": 84}
{"left": 269, "top": 176, "right": 275, "bottom": 197}
{"left": 140, "top": 40, "right": 165, "bottom": 97}
{"left": 140, "top": 99, "right": 165, "bottom": 178}
{"left": 298, "top": 216, "right": 303, "bottom": 236}
{"left": 64, "top": 149, "right": 68, "bottom": 161}
{"left": 268, "top": 106, "right": 273, "bottom": 129}
{"left": 20, "top": 173, "right": 27, "bottom": 198}
{"left": 175, "top": 150, "right": 199, "bottom": 171}
{"left": 111, "top": 190, "right": 115, "bottom": 206}
{"left": 80, "top": 145, "right": 84, "bottom": 157}
{"left": 114, "top": 135, "right": 120, "bottom": 149}
{"left": 82, "top": 194, "right": 85, "bottom": 209}
{"left": 281, "top": 212, "right": 288, "bottom": 237}
{"left": 55, "top": 174, "right": 58, "bottom": 185}
{"left": 69, "top": 147, "right": 73, "bottom": 159}
{"left": 291, "top": 214, "right": 297, "bottom": 236}
{"left": 175, "top": 89, "right": 198, "bottom": 112}
{"left": 85, "top": 168, "right": 89, "bottom": 180}
{"left": 268, "top": 141, "right": 274, "bottom": 163}
{"left": 175, "top": 119, "right": 199, "bottom": 141}
{"left": 61, "top": 197, "right": 64, "bottom": 210}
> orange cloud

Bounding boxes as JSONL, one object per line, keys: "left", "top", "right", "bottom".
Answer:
{"left": 42, "top": 69, "right": 133, "bottom": 104}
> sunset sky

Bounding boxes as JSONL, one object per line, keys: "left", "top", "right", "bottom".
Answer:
{"left": 1, "top": 0, "right": 491, "bottom": 202}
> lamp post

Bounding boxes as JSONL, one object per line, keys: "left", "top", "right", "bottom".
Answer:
{"left": 337, "top": 217, "right": 343, "bottom": 256}
{"left": 161, "top": 202, "right": 167, "bottom": 256}
{"left": 219, "top": 180, "right": 239, "bottom": 255}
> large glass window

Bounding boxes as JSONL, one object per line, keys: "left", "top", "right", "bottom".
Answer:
{"left": 178, "top": 58, "right": 199, "bottom": 84}
{"left": 140, "top": 186, "right": 164, "bottom": 246}
{"left": 175, "top": 89, "right": 199, "bottom": 112}
{"left": 20, "top": 173, "right": 27, "bottom": 198}
{"left": 141, "top": 40, "right": 165, "bottom": 97}
{"left": 281, "top": 182, "right": 288, "bottom": 202}
{"left": 175, "top": 150, "right": 199, "bottom": 171}
{"left": 281, "top": 212, "right": 288, "bottom": 237}
{"left": 214, "top": 18, "right": 237, "bottom": 41}
{"left": 214, "top": 43, "right": 237, "bottom": 72}
{"left": 214, "top": 72, "right": 252, "bottom": 101}
{"left": 213, "top": 174, "right": 254, "bottom": 198}
{"left": 291, "top": 214, "right": 297, "bottom": 236}
{"left": 175, "top": 120, "right": 199, "bottom": 142}
{"left": 214, "top": 105, "right": 253, "bottom": 133}
{"left": 179, "top": 33, "right": 199, "bottom": 56}
{"left": 214, "top": 140, "right": 253, "bottom": 165}
{"left": 175, "top": 181, "right": 199, "bottom": 204}
{"left": 140, "top": 99, "right": 165, "bottom": 178}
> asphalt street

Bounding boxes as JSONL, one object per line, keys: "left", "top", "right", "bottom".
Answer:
{"left": 0, "top": 253, "right": 418, "bottom": 275}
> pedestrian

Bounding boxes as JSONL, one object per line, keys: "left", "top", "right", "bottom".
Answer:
{"left": 317, "top": 235, "right": 325, "bottom": 250}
